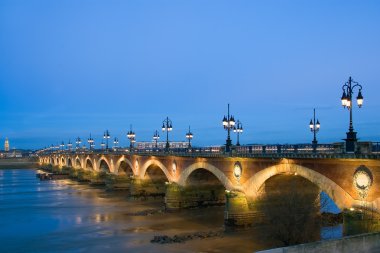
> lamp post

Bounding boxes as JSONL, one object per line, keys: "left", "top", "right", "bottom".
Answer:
{"left": 87, "top": 134, "right": 94, "bottom": 151}
{"left": 185, "top": 126, "right": 193, "bottom": 149}
{"left": 67, "top": 140, "right": 72, "bottom": 151}
{"left": 100, "top": 141, "right": 105, "bottom": 150}
{"left": 127, "top": 125, "right": 136, "bottom": 150}
{"left": 340, "top": 76, "right": 364, "bottom": 153}
{"left": 162, "top": 117, "right": 173, "bottom": 151}
{"left": 60, "top": 141, "right": 65, "bottom": 151}
{"left": 309, "top": 108, "right": 320, "bottom": 153}
{"left": 113, "top": 137, "right": 119, "bottom": 150}
{"left": 153, "top": 130, "right": 160, "bottom": 149}
{"left": 103, "top": 130, "right": 110, "bottom": 151}
{"left": 222, "top": 104, "right": 235, "bottom": 152}
{"left": 233, "top": 120, "right": 243, "bottom": 146}
{"left": 75, "top": 137, "right": 81, "bottom": 150}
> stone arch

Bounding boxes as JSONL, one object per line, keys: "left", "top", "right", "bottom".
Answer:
{"left": 140, "top": 159, "right": 172, "bottom": 181}
{"left": 178, "top": 162, "right": 235, "bottom": 190}
{"left": 67, "top": 158, "right": 73, "bottom": 167}
{"left": 96, "top": 157, "right": 111, "bottom": 173}
{"left": 75, "top": 157, "right": 82, "bottom": 169}
{"left": 61, "top": 157, "right": 65, "bottom": 166}
{"left": 85, "top": 158, "right": 94, "bottom": 171}
{"left": 115, "top": 157, "right": 135, "bottom": 176}
{"left": 56, "top": 158, "right": 59, "bottom": 165}
{"left": 242, "top": 162, "right": 355, "bottom": 210}
{"left": 49, "top": 157, "right": 54, "bottom": 165}
{"left": 99, "top": 159, "right": 111, "bottom": 173}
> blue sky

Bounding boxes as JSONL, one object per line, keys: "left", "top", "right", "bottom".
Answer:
{"left": 1, "top": 0, "right": 379, "bottom": 149}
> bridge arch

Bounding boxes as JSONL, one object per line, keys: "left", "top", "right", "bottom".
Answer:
{"left": 115, "top": 157, "right": 135, "bottom": 176}
{"left": 67, "top": 158, "right": 73, "bottom": 167}
{"left": 96, "top": 157, "right": 111, "bottom": 173}
{"left": 178, "top": 162, "right": 235, "bottom": 190}
{"left": 140, "top": 159, "right": 172, "bottom": 181}
{"left": 75, "top": 157, "right": 82, "bottom": 169}
{"left": 242, "top": 162, "right": 355, "bottom": 210}
{"left": 85, "top": 158, "right": 95, "bottom": 171}
{"left": 61, "top": 157, "right": 66, "bottom": 166}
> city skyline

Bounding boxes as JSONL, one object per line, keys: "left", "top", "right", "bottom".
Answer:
{"left": 1, "top": 1, "right": 380, "bottom": 149}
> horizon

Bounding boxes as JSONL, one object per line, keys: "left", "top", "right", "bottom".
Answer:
{"left": 1, "top": 1, "right": 380, "bottom": 149}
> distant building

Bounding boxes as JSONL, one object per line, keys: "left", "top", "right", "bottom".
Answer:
{"left": 4, "top": 138, "right": 9, "bottom": 152}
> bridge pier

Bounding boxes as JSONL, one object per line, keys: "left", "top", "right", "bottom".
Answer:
{"left": 129, "top": 178, "right": 166, "bottom": 199}
{"left": 89, "top": 171, "right": 108, "bottom": 186}
{"left": 224, "top": 190, "right": 254, "bottom": 227}
{"left": 105, "top": 174, "right": 132, "bottom": 191}
{"left": 344, "top": 208, "right": 380, "bottom": 236}
{"left": 165, "top": 183, "right": 226, "bottom": 210}
{"left": 165, "top": 183, "right": 183, "bottom": 211}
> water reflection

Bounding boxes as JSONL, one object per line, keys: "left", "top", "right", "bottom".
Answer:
{"left": 0, "top": 169, "right": 343, "bottom": 253}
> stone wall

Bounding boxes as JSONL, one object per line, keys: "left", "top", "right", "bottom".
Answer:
{"left": 256, "top": 232, "right": 380, "bottom": 253}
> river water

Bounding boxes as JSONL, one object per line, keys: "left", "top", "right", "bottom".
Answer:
{"left": 0, "top": 169, "right": 342, "bottom": 253}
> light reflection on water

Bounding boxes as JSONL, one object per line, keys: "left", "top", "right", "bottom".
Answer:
{"left": 0, "top": 169, "right": 342, "bottom": 253}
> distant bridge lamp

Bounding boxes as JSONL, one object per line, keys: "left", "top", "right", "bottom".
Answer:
{"left": 309, "top": 108, "right": 320, "bottom": 153}
{"left": 340, "top": 77, "right": 364, "bottom": 153}
{"left": 103, "top": 130, "right": 111, "bottom": 151}
{"left": 87, "top": 134, "right": 94, "bottom": 151}
{"left": 60, "top": 141, "right": 65, "bottom": 151}
{"left": 75, "top": 137, "right": 81, "bottom": 150}
{"left": 100, "top": 141, "right": 105, "bottom": 150}
{"left": 162, "top": 117, "right": 173, "bottom": 151}
{"left": 127, "top": 125, "right": 136, "bottom": 150}
{"left": 67, "top": 140, "right": 72, "bottom": 151}
{"left": 222, "top": 104, "right": 235, "bottom": 152}
{"left": 153, "top": 130, "right": 160, "bottom": 149}
{"left": 233, "top": 120, "right": 243, "bottom": 146}
{"left": 185, "top": 126, "right": 193, "bottom": 149}
{"left": 113, "top": 137, "right": 119, "bottom": 149}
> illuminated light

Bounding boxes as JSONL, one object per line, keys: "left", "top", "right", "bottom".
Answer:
{"left": 346, "top": 99, "right": 351, "bottom": 108}
{"left": 294, "top": 172, "right": 298, "bottom": 176}
{"left": 356, "top": 173, "right": 370, "bottom": 188}
{"left": 233, "top": 162, "right": 242, "bottom": 181}
{"left": 357, "top": 90, "right": 364, "bottom": 108}
{"left": 225, "top": 190, "right": 230, "bottom": 193}
{"left": 172, "top": 161, "right": 177, "bottom": 174}
{"left": 135, "top": 159, "right": 139, "bottom": 170}
{"left": 350, "top": 207, "right": 355, "bottom": 211}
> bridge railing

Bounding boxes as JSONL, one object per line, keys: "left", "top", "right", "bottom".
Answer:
{"left": 38, "top": 142, "right": 380, "bottom": 159}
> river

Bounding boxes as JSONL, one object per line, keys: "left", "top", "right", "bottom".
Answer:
{"left": 0, "top": 169, "right": 342, "bottom": 253}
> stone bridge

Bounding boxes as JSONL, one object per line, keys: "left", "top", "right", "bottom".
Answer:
{"left": 40, "top": 152, "right": 380, "bottom": 214}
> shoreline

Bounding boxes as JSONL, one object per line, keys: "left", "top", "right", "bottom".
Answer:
{"left": 0, "top": 158, "right": 38, "bottom": 169}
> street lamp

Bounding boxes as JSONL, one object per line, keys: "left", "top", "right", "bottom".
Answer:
{"left": 127, "top": 125, "right": 136, "bottom": 150}
{"left": 153, "top": 130, "right": 160, "bottom": 149}
{"left": 185, "top": 126, "right": 193, "bottom": 149}
{"left": 100, "top": 141, "right": 105, "bottom": 150}
{"left": 75, "top": 137, "right": 81, "bottom": 150}
{"left": 87, "top": 134, "right": 94, "bottom": 151}
{"left": 340, "top": 76, "right": 364, "bottom": 153}
{"left": 113, "top": 137, "right": 119, "bottom": 149}
{"left": 222, "top": 104, "right": 235, "bottom": 152}
{"left": 162, "top": 117, "right": 173, "bottom": 151}
{"left": 103, "top": 130, "right": 111, "bottom": 151}
{"left": 67, "top": 140, "right": 72, "bottom": 151}
{"left": 309, "top": 108, "right": 320, "bottom": 153}
{"left": 233, "top": 120, "right": 243, "bottom": 146}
